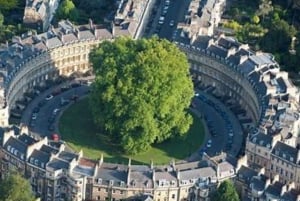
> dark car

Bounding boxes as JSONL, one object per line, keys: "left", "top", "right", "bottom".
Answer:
{"left": 48, "top": 124, "right": 55, "bottom": 131}
{"left": 48, "top": 116, "right": 55, "bottom": 123}
{"left": 33, "top": 107, "right": 40, "bottom": 113}
{"left": 71, "top": 83, "right": 81, "bottom": 88}
{"left": 61, "top": 85, "right": 71, "bottom": 92}
{"left": 38, "top": 100, "right": 46, "bottom": 107}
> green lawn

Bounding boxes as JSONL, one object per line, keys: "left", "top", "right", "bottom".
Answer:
{"left": 58, "top": 97, "right": 205, "bottom": 165}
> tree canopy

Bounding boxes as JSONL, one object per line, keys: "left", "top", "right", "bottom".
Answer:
{"left": 0, "top": 172, "right": 35, "bottom": 201}
{"left": 212, "top": 180, "right": 240, "bottom": 201}
{"left": 89, "top": 37, "right": 194, "bottom": 154}
{"left": 260, "top": 19, "right": 297, "bottom": 53}
{"left": 56, "top": 0, "right": 79, "bottom": 22}
{"left": 0, "top": 0, "right": 18, "bottom": 11}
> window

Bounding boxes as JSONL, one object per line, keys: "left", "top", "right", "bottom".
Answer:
{"left": 172, "top": 194, "right": 175, "bottom": 199}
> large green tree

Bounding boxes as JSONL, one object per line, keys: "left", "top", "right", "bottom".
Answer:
{"left": 0, "top": 172, "right": 35, "bottom": 201}
{"left": 212, "top": 180, "right": 240, "bottom": 201}
{"left": 89, "top": 37, "right": 194, "bottom": 154}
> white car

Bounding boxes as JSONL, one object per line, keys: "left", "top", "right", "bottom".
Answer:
{"left": 158, "top": 16, "right": 165, "bottom": 25}
{"left": 206, "top": 140, "right": 212, "bottom": 148}
{"left": 165, "top": 0, "right": 170, "bottom": 5}
{"left": 53, "top": 108, "right": 60, "bottom": 115}
{"left": 45, "top": 94, "right": 54, "bottom": 101}
{"left": 31, "top": 113, "right": 38, "bottom": 120}
{"left": 169, "top": 20, "right": 175, "bottom": 27}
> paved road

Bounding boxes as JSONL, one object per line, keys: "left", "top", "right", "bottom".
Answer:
{"left": 147, "top": 0, "right": 191, "bottom": 39}
{"left": 194, "top": 91, "right": 244, "bottom": 158}
{"left": 21, "top": 83, "right": 90, "bottom": 137}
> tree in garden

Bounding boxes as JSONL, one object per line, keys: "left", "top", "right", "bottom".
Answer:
{"left": 0, "top": 12, "right": 3, "bottom": 26}
{"left": 251, "top": 15, "right": 260, "bottom": 24}
{"left": 0, "top": 172, "right": 35, "bottom": 201}
{"left": 89, "top": 37, "right": 194, "bottom": 154}
{"left": 0, "top": 0, "right": 18, "bottom": 11}
{"left": 56, "top": 0, "right": 79, "bottom": 22}
{"left": 260, "top": 19, "right": 297, "bottom": 53}
{"left": 211, "top": 180, "right": 240, "bottom": 201}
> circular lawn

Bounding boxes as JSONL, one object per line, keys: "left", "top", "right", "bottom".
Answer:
{"left": 58, "top": 97, "right": 205, "bottom": 165}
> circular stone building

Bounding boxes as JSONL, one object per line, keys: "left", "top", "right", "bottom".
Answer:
{"left": 0, "top": 20, "right": 300, "bottom": 201}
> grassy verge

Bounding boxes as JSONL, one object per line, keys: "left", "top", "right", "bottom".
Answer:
{"left": 58, "top": 97, "right": 205, "bottom": 165}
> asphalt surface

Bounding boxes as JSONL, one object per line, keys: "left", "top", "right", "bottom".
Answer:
{"left": 194, "top": 91, "right": 244, "bottom": 158}
{"left": 147, "top": 0, "right": 191, "bottom": 39}
{"left": 21, "top": 82, "right": 90, "bottom": 137}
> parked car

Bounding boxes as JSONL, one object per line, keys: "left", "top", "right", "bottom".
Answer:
{"left": 45, "top": 94, "right": 53, "bottom": 101}
{"left": 33, "top": 107, "right": 40, "bottom": 113}
{"left": 61, "top": 85, "right": 71, "bottom": 92}
{"left": 31, "top": 113, "right": 38, "bottom": 120}
{"left": 38, "top": 100, "right": 46, "bottom": 107}
{"left": 158, "top": 16, "right": 165, "bottom": 24}
{"left": 169, "top": 20, "right": 175, "bottom": 27}
{"left": 206, "top": 140, "right": 212, "bottom": 148}
{"left": 60, "top": 98, "right": 70, "bottom": 106}
{"left": 53, "top": 108, "right": 60, "bottom": 115}
{"left": 48, "top": 124, "right": 55, "bottom": 131}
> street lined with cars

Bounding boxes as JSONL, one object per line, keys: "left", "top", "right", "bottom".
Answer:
{"left": 21, "top": 80, "right": 90, "bottom": 137}
{"left": 193, "top": 90, "right": 243, "bottom": 157}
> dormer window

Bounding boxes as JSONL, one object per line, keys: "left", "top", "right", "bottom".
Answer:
{"left": 97, "top": 178, "right": 102, "bottom": 184}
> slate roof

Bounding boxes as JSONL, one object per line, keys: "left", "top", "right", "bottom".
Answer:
{"left": 265, "top": 181, "right": 284, "bottom": 198}
{"left": 129, "top": 165, "right": 153, "bottom": 188}
{"left": 180, "top": 167, "right": 216, "bottom": 180}
{"left": 249, "top": 132, "right": 273, "bottom": 149}
{"left": 47, "top": 158, "right": 69, "bottom": 170}
{"left": 95, "top": 163, "right": 128, "bottom": 186}
{"left": 58, "top": 151, "right": 78, "bottom": 162}
{"left": 237, "top": 165, "right": 258, "bottom": 184}
{"left": 281, "top": 189, "right": 299, "bottom": 201}
{"left": 18, "top": 134, "right": 37, "bottom": 146}
{"left": 4, "top": 137, "right": 27, "bottom": 160}
{"left": 271, "top": 141, "right": 298, "bottom": 164}
{"left": 28, "top": 149, "right": 51, "bottom": 169}
{"left": 217, "top": 36, "right": 240, "bottom": 49}
{"left": 40, "top": 144, "right": 59, "bottom": 155}
{"left": 207, "top": 45, "right": 228, "bottom": 58}
{"left": 251, "top": 177, "right": 265, "bottom": 192}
